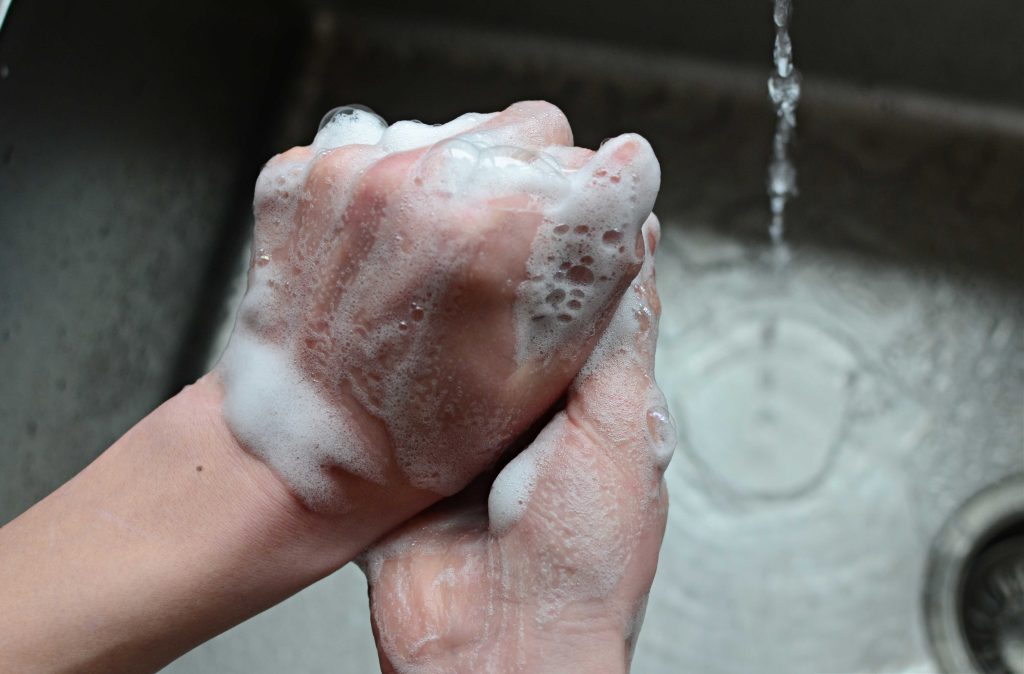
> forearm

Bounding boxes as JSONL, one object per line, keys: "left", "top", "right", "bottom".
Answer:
{"left": 0, "top": 375, "right": 423, "bottom": 673}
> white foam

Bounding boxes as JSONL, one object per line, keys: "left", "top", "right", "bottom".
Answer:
{"left": 380, "top": 111, "right": 494, "bottom": 153}
{"left": 313, "top": 108, "right": 388, "bottom": 150}
{"left": 573, "top": 214, "right": 677, "bottom": 476}
{"left": 487, "top": 421, "right": 560, "bottom": 534}
{"left": 412, "top": 134, "right": 571, "bottom": 204}
{"left": 220, "top": 332, "right": 381, "bottom": 507}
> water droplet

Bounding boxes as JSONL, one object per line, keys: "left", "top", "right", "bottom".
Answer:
{"left": 318, "top": 104, "right": 386, "bottom": 131}
{"left": 646, "top": 405, "right": 678, "bottom": 469}
{"left": 553, "top": 224, "right": 570, "bottom": 235}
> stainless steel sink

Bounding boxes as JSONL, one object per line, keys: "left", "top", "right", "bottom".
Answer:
{"left": 3, "top": 2, "right": 1021, "bottom": 673}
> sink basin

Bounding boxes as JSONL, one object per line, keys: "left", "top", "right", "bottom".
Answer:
{"left": 2, "top": 2, "right": 1021, "bottom": 673}
{"left": 187, "top": 16, "right": 1024, "bottom": 673}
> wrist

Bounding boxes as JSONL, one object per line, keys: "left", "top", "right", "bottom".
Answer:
{"left": 532, "top": 613, "right": 629, "bottom": 674}
{"left": 375, "top": 602, "right": 628, "bottom": 674}
{"left": 0, "top": 374, "right": 374, "bottom": 673}
{"left": 173, "top": 374, "right": 315, "bottom": 539}
{"left": 183, "top": 373, "right": 440, "bottom": 572}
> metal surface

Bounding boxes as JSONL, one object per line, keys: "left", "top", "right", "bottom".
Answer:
{"left": 1, "top": 3, "right": 1022, "bottom": 673}
{"left": 925, "top": 475, "right": 1024, "bottom": 674}
{"left": 0, "top": 0, "right": 302, "bottom": 520}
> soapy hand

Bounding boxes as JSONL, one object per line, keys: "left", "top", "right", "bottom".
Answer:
{"left": 219, "top": 101, "right": 660, "bottom": 510}
{"left": 0, "top": 101, "right": 669, "bottom": 674}
{"left": 361, "top": 219, "right": 673, "bottom": 674}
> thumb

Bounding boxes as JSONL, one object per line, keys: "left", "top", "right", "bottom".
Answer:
{"left": 487, "top": 215, "right": 673, "bottom": 541}
{"left": 566, "top": 213, "right": 675, "bottom": 479}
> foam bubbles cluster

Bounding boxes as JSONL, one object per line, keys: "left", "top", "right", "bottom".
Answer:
{"left": 218, "top": 103, "right": 660, "bottom": 508}
{"left": 488, "top": 217, "right": 676, "bottom": 536}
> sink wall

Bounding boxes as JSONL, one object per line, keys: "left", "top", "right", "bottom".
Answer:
{"left": 0, "top": 0, "right": 304, "bottom": 520}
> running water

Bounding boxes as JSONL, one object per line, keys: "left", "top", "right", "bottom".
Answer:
{"left": 767, "top": 0, "right": 801, "bottom": 263}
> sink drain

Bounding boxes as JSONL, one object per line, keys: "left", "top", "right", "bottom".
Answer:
{"left": 925, "top": 474, "right": 1024, "bottom": 674}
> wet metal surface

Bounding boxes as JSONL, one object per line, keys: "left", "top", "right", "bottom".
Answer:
{"left": 0, "top": 0, "right": 302, "bottom": 521}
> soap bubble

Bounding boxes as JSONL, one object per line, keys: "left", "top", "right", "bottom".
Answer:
{"left": 318, "top": 104, "right": 387, "bottom": 132}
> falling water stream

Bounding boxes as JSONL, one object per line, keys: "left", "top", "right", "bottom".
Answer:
{"left": 767, "top": 0, "right": 801, "bottom": 263}
{"left": 652, "top": 1, "right": 941, "bottom": 654}
{"left": 683, "top": 0, "right": 832, "bottom": 497}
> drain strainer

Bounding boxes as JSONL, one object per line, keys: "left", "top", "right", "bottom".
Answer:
{"left": 925, "top": 474, "right": 1024, "bottom": 674}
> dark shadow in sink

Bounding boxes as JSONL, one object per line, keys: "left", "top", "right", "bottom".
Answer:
{"left": 0, "top": 0, "right": 305, "bottom": 522}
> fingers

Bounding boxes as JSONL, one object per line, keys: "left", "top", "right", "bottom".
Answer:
{"left": 541, "top": 145, "right": 594, "bottom": 172}
{"left": 408, "top": 101, "right": 576, "bottom": 203}
{"left": 309, "top": 99, "right": 572, "bottom": 158}
{"left": 562, "top": 133, "right": 661, "bottom": 251}
{"left": 413, "top": 139, "right": 570, "bottom": 204}
{"left": 501, "top": 213, "right": 665, "bottom": 491}
{"left": 567, "top": 215, "right": 675, "bottom": 475}
{"left": 302, "top": 149, "right": 430, "bottom": 355}
{"left": 251, "top": 146, "right": 314, "bottom": 253}
{"left": 481, "top": 219, "right": 669, "bottom": 639}
{"left": 378, "top": 111, "right": 497, "bottom": 154}
{"left": 486, "top": 407, "right": 644, "bottom": 604}
{"left": 512, "top": 134, "right": 661, "bottom": 370}
{"left": 290, "top": 145, "right": 385, "bottom": 259}
{"left": 465, "top": 100, "right": 574, "bottom": 149}
{"left": 312, "top": 105, "right": 500, "bottom": 155}
{"left": 308, "top": 100, "right": 572, "bottom": 158}
{"left": 488, "top": 215, "right": 672, "bottom": 538}
{"left": 487, "top": 420, "right": 561, "bottom": 536}
{"left": 484, "top": 408, "right": 668, "bottom": 613}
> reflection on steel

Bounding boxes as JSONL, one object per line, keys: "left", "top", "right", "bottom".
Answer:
{"left": 925, "top": 475, "right": 1024, "bottom": 674}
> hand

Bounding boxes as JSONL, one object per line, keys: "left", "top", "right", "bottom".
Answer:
{"left": 0, "top": 102, "right": 663, "bottom": 674}
{"left": 218, "top": 101, "right": 661, "bottom": 515}
{"left": 361, "top": 219, "right": 673, "bottom": 674}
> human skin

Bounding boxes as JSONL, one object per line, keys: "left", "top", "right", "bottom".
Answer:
{"left": 0, "top": 102, "right": 663, "bottom": 673}
{"left": 222, "top": 101, "right": 660, "bottom": 508}
{"left": 363, "top": 220, "right": 670, "bottom": 674}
